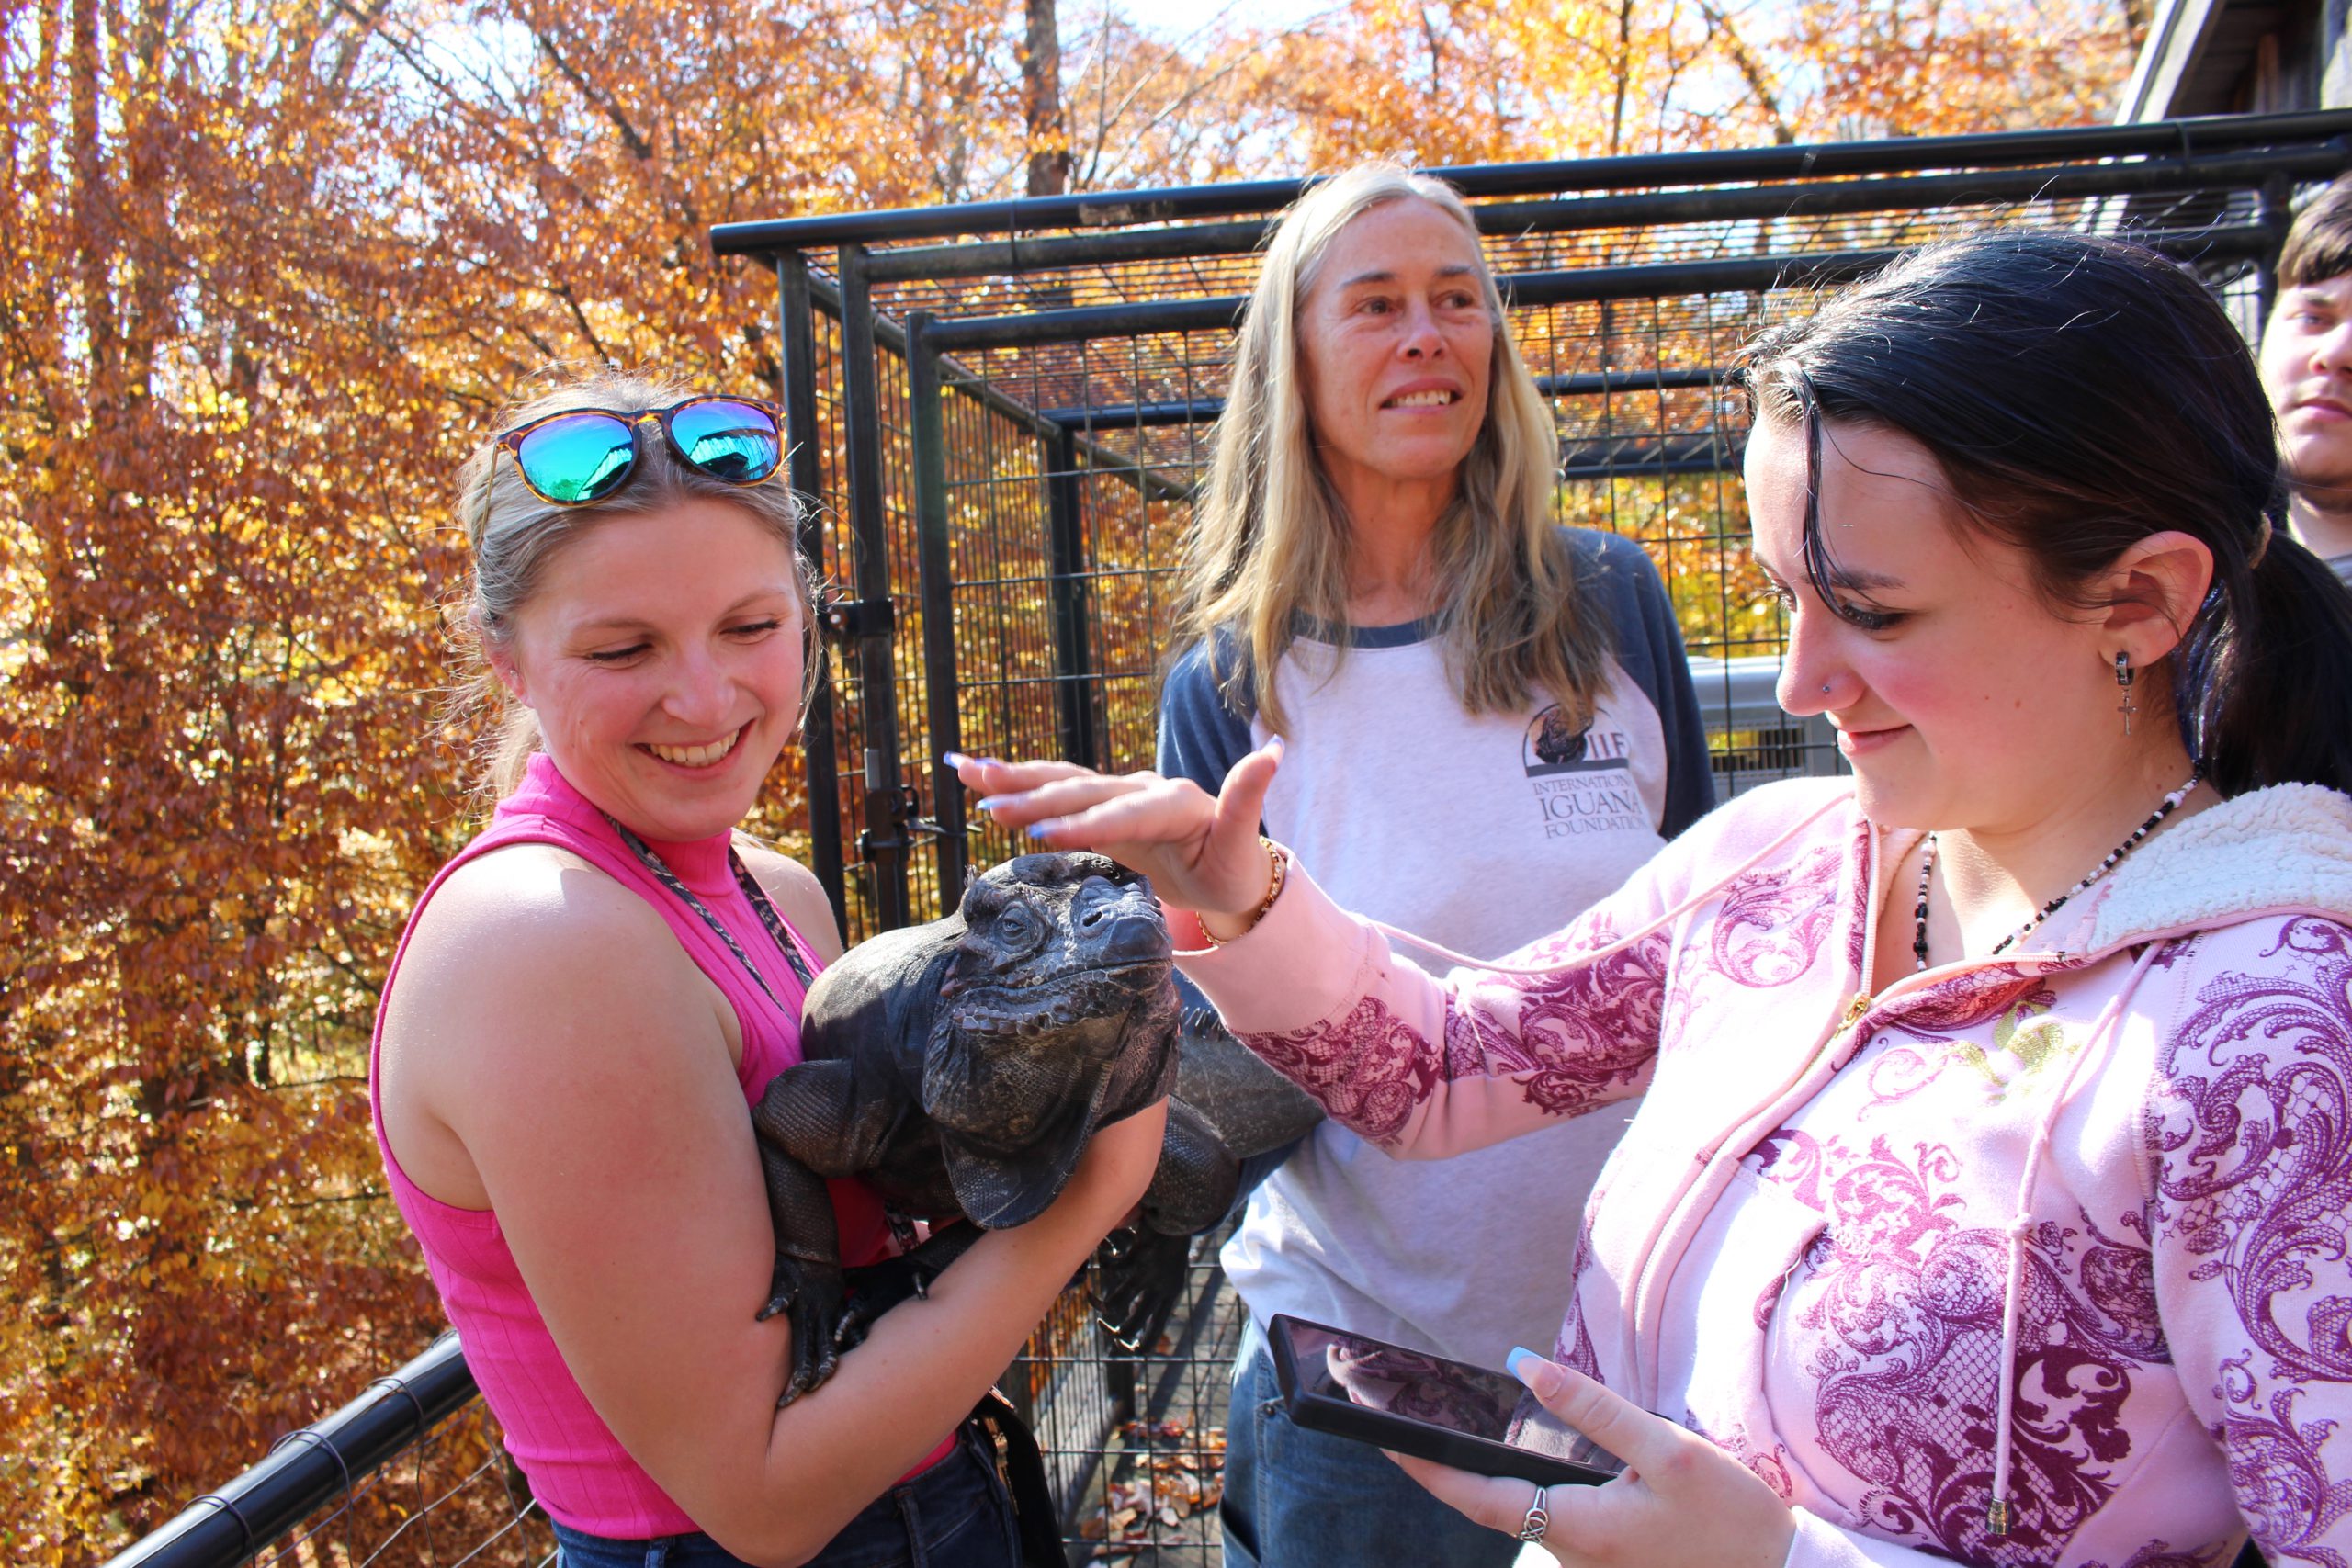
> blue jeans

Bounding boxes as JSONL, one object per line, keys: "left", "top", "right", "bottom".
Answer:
{"left": 1221, "top": 1324, "right": 1524, "bottom": 1568}
{"left": 550, "top": 1424, "right": 1022, "bottom": 1568}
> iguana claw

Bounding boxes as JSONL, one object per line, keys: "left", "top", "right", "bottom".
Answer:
{"left": 761, "top": 1257, "right": 846, "bottom": 1406}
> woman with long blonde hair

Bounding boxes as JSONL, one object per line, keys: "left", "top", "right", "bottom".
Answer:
{"left": 1154, "top": 164, "right": 1714, "bottom": 1567}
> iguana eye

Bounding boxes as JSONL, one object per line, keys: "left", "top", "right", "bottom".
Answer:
{"left": 993, "top": 902, "right": 1042, "bottom": 953}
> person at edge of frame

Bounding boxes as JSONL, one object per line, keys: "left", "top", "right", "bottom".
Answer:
{"left": 370, "top": 368, "right": 1163, "bottom": 1568}
{"left": 2260, "top": 173, "right": 2352, "bottom": 588}
{"left": 954, "top": 228, "right": 2352, "bottom": 1564}
{"left": 1151, "top": 163, "right": 1714, "bottom": 1568}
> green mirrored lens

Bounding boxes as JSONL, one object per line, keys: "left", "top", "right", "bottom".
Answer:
{"left": 667, "top": 400, "right": 781, "bottom": 483}
{"left": 514, "top": 414, "right": 637, "bottom": 502}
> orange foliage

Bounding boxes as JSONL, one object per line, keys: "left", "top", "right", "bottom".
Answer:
{"left": 0, "top": 0, "right": 2132, "bottom": 1560}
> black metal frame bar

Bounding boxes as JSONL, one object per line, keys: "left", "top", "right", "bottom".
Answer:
{"left": 1042, "top": 424, "right": 1102, "bottom": 769}
{"left": 848, "top": 141, "right": 2348, "bottom": 282}
{"left": 918, "top": 222, "right": 2271, "bottom": 354}
{"left": 832, "top": 243, "right": 918, "bottom": 929}
{"left": 712, "top": 109, "right": 2352, "bottom": 254}
{"left": 905, "top": 310, "right": 971, "bottom": 900}
{"left": 775, "top": 252, "right": 849, "bottom": 934}
{"left": 101, "top": 1336, "right": 481, "bottom": 1568}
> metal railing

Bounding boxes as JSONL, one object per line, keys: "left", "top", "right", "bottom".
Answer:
{"left": 105, "top": 1238, "right": 1248, "bottom": 1568}
{"left": 101, "top": 1335, "right": 552, "bottom": 1568}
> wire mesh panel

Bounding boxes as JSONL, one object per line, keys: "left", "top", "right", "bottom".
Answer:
{"left": 1036, "top": 1236, "right": 1246, "bottom": 1564}
{"left": 244, "top": 1403, "right": 554, "bottom": 1568}
{"left": 743, "top": 118, "right": 2351, "bottom": 895}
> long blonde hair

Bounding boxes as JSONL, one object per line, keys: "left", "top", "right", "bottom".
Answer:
{"left": 1170, "top": 163, "right": 1609, "bottom": 734}
{"left": 450, "top": 368, "right": 818, "bottom": 800}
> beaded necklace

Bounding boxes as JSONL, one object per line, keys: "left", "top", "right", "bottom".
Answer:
{"left": 1910, "top": 773, "right": 2200, "bottom": 971}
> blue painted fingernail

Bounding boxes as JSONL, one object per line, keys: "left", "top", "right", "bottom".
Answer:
{"left": 942, "top": 751, "right": 970, "bottom": 768}
{"left": 1025, "top": 821, "right": 1054, "bottom": 840}
{"left": 976, "top": 795, "right": 1007, "bottom": 810}
{"left": 1506, "top": 1347, "right": 1545, "bottom": 1383}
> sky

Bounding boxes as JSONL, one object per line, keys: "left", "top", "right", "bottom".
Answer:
{"left": 1125, "top": 0, "right": 1340, "bottom": 45}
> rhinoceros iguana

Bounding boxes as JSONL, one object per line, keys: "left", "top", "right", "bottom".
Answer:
{"left": 752, "top": 850, "right": 1318, "bottom": 1403}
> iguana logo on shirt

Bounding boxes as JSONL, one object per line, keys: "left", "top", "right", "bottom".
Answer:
{"left": 1523, "top": 704, "right": 1632, "bottom": 778}
{"left": 1524, "top": 705, "right": 1646, "bottom": 839}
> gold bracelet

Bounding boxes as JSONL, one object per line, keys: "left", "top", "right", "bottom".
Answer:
{"left": 1201, "top": 837, "right": 1287, "bottom": 948}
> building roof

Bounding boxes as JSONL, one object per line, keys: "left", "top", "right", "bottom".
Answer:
{"left": 2120, "top": 0, "right": 2310, "bottom": 121}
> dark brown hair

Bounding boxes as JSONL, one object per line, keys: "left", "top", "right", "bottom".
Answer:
{"left": 1742, "top": 230, "right": 2352, "bottom": 799}
{"left": 2279, "top": 175, "right": 2352, "bottom": 292}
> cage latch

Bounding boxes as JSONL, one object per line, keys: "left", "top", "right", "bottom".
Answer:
{"left": 820, "top": 596, "right": 896, "bottom": 643}
{"left": 857, "top": 784, "right": 978, "bottom": 857}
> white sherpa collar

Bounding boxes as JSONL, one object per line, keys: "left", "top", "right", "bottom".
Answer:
{"left": 2066, "top": 783, "right": 2352, "bottom": 954}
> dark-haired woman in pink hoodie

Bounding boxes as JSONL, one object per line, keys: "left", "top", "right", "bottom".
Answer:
{"left": 957, "top": 231, "right": 2352, "bottom": 1565}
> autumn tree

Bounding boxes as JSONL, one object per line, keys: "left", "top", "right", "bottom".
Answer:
{"left": 1, "top": 5, "right": 475, "bottom": 1556}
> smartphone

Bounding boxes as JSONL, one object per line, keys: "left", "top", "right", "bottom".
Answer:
{"left": 1267, "top": 1314, "right": 1628, "bottom": 1489}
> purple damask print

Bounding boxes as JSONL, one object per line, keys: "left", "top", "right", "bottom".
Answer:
{"left": 1855, "top": 974, "right": 2066, "bottom": 1112}
{"left": 2155, "top": 918, "right": 2352, "bottom": 1388}
{"left": 1443, "top": 930, "right": 1670, "bottom": 1118}
{"left": 1518, "top": 909, "right": 1627, "bottom": 967}
{"left": 1845, "top": 816, "right": 1875, "bottom": 976}
{"left": 1713, "top": 844, "right": 1846, "bottom": 987}
{"left": 1557, "top": 1207, "right": 1606, "bottom": 1382}
{"left": 2152, "top": 918, "right": 2352, "bottom": 1562}
{"left": 2213, "top": 1357, "right": 2352, "bottom": 1567}
{"left": 1870, "top": 969, "right": 2061, "bottom": 1046}
{"left": 1685, "top": 1406, "right": 1798, "bottom": 1499}
{"left": 1749, "top": 1131, "right": 2167, "bottom": 1563}
{"left": 1242, "top": 996, "right": 1442, "bottom": 1144}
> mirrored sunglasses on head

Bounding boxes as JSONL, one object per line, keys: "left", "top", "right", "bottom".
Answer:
{"left": 494, "top": 396, "right": 784, "bottom": 505}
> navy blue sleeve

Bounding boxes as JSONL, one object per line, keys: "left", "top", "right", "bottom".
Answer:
{"left": 1155, "top": 634, "right": 1257, "bottom": 792}
{"left": 1566, "top": 529, "right": 1718, "bottom": 840}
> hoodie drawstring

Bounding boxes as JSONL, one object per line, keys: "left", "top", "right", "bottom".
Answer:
{"left": 1985, "top": 941, "right": 2163, "bottom": 1535}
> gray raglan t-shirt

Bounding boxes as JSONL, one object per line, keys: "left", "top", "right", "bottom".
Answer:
{"left": 1158, "top": 528, "right": 1715, "bottom": 1367}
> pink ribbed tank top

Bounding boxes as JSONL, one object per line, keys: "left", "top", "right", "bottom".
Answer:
{"left": 369, "top": 753, "right": 900, "bottom": 1537}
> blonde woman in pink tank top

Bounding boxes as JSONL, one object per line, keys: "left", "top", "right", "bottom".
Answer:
{"left": 371, "top": 369, "right": 1163, "bottom": 1568}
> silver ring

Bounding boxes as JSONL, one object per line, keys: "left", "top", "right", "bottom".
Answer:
{"left": 1515, "top": 1483, "right": 1550, "bottom": 1542}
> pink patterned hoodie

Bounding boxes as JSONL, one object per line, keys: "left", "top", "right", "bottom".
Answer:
{"left": 1175, "top": 777, "right": 2352, "bottom": 1566}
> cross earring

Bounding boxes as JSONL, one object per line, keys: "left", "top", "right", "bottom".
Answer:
{"left": 2114, "top": 651, "right": 2135, "bottom": 737}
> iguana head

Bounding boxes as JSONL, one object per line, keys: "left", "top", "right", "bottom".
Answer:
{"left": 923, "top": 851, "right": 1180, "bottom": 1227}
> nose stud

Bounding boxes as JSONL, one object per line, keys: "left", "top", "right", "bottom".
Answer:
{"left": 1821, "top": 683, "right": 1831, "bottom": 695}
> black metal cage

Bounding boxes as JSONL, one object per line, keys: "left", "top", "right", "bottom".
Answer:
{"left": 712, "top": 109, "right": 2352, "bottom": 943}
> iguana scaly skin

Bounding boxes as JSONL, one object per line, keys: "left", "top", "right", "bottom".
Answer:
{"left": 752, "top": 851, "right": 1254, "bottom": 1403}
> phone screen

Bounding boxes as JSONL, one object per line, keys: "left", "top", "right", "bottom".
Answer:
{"left": 1271, "top": 1314, "right": 1627, "bottom": 1483}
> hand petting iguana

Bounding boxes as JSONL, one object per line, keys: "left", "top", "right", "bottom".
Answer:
{"left": 754, "top": 851, "right": 1297, "bottom": 1402}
